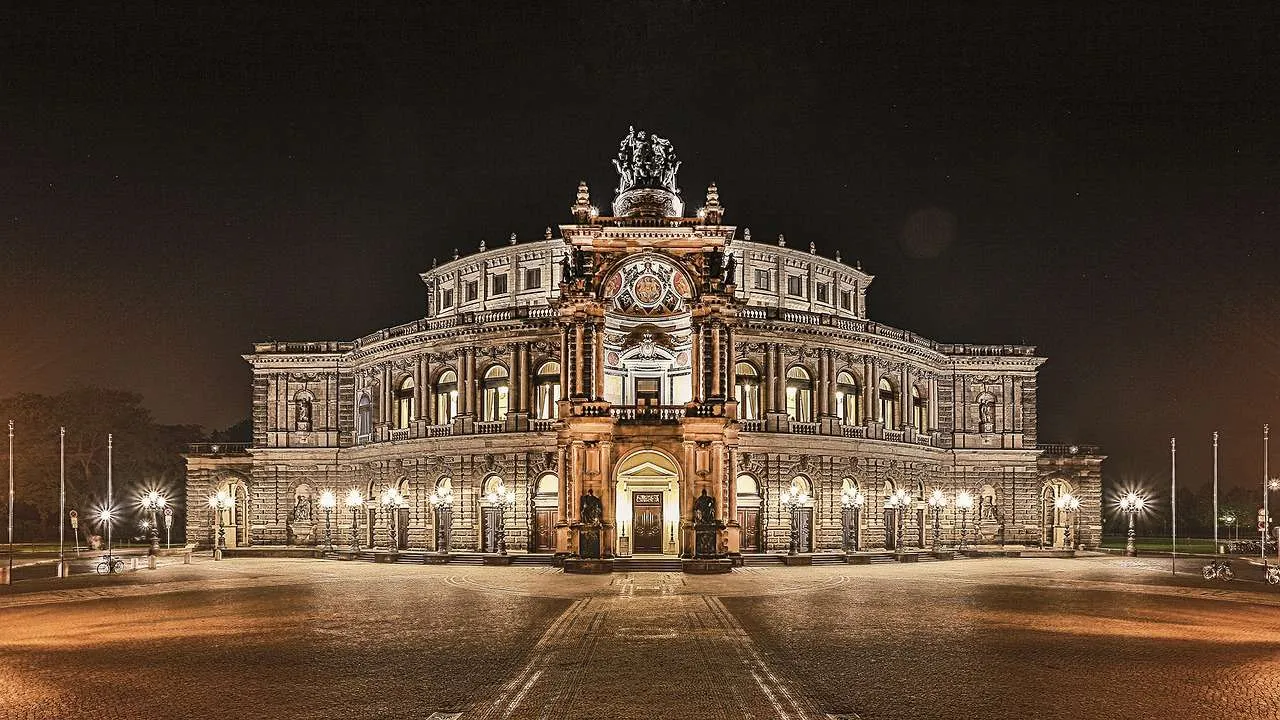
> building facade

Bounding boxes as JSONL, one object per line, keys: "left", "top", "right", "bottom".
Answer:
{"left": 185, "top": 129, "right": 1104, "bottom": 560}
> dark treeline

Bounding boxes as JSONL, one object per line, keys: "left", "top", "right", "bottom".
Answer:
{"left": 1103, "top": 481, "right": 1270, "bottom": 539}
{"left": 0, "top": 388, "right": 231, "bottom": 543}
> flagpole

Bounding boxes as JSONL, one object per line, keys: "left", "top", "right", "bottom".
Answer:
{"left": 1212, "top": 431, "right": 1219, "bottom": 555}
{"left": 107, "top": 433, "right": 113, "bottom": 559}
{"left": 1266, "top": 425, "right": 1271, "bottom": 568}
{"left": 1170, "top": 437, "right": 1176, "bottom": 576}
{"left": 59, "top": 427, "right": 66, "bottom": 578}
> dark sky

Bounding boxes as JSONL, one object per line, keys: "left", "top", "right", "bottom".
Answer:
{"left": 3, "top": 3, "right": 1279, "bottom": 494}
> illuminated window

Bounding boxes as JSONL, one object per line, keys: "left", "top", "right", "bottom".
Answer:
{"left": 357, "top": 393, "right": 372, "bottom": 437}
{"left": 481, "top": 365, "right": 509, "bottom": 421}
{"left": 835, "top": 371, "right": 861, "bottom": 425}
{"left": 435, "top": 370, "right": 459, "bottom": 422}
{"left": 912, "top": 384, "right": 928, "bottom": 433}
{"left": 394, "top": 376, "right": 415, "bottom": 429}
{"left": 815, "top": 282, "right": 829, "bottom": 304}
{"left": 785, "top": 366, "right": 814, "bottom": 422}
{"left": 492, "top": 273, "right": 508, "bottom": 296}
{"left": 533, "top": 361, "right": 561, "bottom": 419}
{"left": 734, "top": 362, "right": 761, "bottom": 421}
{"left": 878, "top": 378, "right": 897, "bottom": 428}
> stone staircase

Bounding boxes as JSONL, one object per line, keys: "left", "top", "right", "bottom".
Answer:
{"left": 614, "top": 556, "right": 683, "bottom": 572}
{"left": 741, "top": 553, "right": 785, "bottom": 567}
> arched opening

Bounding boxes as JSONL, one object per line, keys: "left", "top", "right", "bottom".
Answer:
{"left": 785, "top": 366, "right": 814, "bottom": 422}
{"left": 735, "top": 362, "right": 761, "bottom": 420}
{"left": 533, "top": 361, "right": 561, "bottom": 419}
{"left": 783, "top": 475, "right": 814, "bottom": 553}
{"left": 213, "top": 475, "right": 251, "bottom": 549}
{"left": 394, "top": 376, "right": 415, "bottom": 429}
{"left": 835, "top": 371, "right": 860, "bottom": 425}
{"left": 736, "top": 473, "right": 762, "bottom": 551}
{"left": 911, "top": 384, "right": 927, "bottom": 434}
{"left": 614, "top": 449, "right": 681, "bottom": 556}
{"left": 479, "top": 473, "right": 508, "bottom": 552}
{"left": 432, "top": 477, "right": 453, "bottom": 552}
{"left": 481, "top": 365, "right": 509, "bottom": 421}
{"left": 878, "top": 378, "right": 898, "bottom": 429}
{"left": 357, "top": 393, "right": 372, "bottom": 437}
{"left": 531, "top": 472, "right": 559, "bottom": 551}
{"left": 1041, "top": 479, "right": 1074, "bottom": 548}
{"left": 434, "top": 370, "right": 459, "bottom": 423}
{"left": 287, "top": 483, "right": 316, "bottom": 545}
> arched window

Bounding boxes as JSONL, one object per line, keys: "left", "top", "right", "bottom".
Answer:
{"left": 878, "top": 378, "right": 897, "bottom": 428}
{"left": 785, "top": 366, "right": 814, "bottom": 422}
{"left": 835, "top": 371, "right": 860, "bottom": 425}
{"left": 357, "top": 393, "right": 372, "bottom": 437}
{"left": 735, "top": 362, "right": 761, "bottom": 420}
{"left": 911, "top": 384, "right": 927, "bottom": 433}
{"left": 394, "top": 376, "right": 415, "bottom": 429}
{"left": 435, "top": 370, "right": 459, "bottom": 422}
{"left": 533, "top": 361, "right": 561, "bottom": 419}
{"left": 481, "top": 365, "right": 509, "bottom": 421}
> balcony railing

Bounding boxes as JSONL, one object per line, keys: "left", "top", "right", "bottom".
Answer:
{"left": 841, "top": 424, "right": 867, "bottom": 438}
{"left": 738, "top": 418, "right": 765, "bottom": 432}
{"left": 530, "top": 418, "right": 558, "bottom": 432}
{"left": 475, "top": 421, "right": 505, "bottom": 434}
{"left": 389, "top": 428, "right": 411, "bottom": 441}
{"left": 883, "top": 429, "right": 906, "bottom": 443}
{"left": 610, "top": 405, "right": 686, "bottom": 423}
{"left": 791, "top": 421, "right": 820, "bottom": 435}
{"left": 1038, "top": 443, "right": 1102, "bottom": 457}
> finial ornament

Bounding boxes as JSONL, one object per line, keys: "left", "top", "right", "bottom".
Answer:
{"left": 509, "top": 233, "right": 517, "bottom": 245}
{"left": 453, "top": 248, "right": 459, "bottom": 260}
{"left": 835, "top": 250, "right": 841, "bottom": 263}
{"left": 744, "top": 228, "right": 751, "bottom": 242}
{"left": 701, "top": 182, "right": 724, "bottom": 224}
{"left": 545, "top": 227, "right": 553, "bottom": 240}
{"left": 432, "top": 257, "right": 438, "bottom": 268}
{"left": 612, "top": 126, "right": 681, "bottom": 195}
{"left": 479, "top": 238, "right": 487, "bottom": 252}
{"left": 571, "top": 180, "right": 594, "bottom": 222}
{"left": 778, "top": 234, "right": 786, "bottom": 247}
{"left": 809, "top": 241, "right": 816, "bottom": 255}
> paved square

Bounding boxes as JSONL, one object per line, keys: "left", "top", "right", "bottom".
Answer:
{"left": 0, "top": 556, "right": 1277, "bottom": 719}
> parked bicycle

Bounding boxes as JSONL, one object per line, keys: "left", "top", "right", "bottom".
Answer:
{"left": 1267, "top": 565, "right": 1280, "bottom": 586}
{"left": 1202, "top": 559, "right": 1234, "bottom": 581}
{"left": 95, "top": 555, "right": 125, "bottom": 575}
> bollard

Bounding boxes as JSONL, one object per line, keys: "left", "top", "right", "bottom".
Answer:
{"left": 57, "top": 561, "right": 70, "bottom": 578}
{"left": 184, "top": 551, "right": 192, "bottom": 565}
{"left": 130, "top": 557, "right": 138, "bottom": 571}
{"left": 148, "top": 555, "right": 157, "bottom": 570}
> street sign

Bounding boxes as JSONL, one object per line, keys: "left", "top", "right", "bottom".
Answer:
{"left": 69, "top": 509, "right": 78, "bottom": 529}
{"left": 163, "top": 506, "right": 174, "bottom": 528}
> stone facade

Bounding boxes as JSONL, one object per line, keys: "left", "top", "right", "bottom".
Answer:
{"left": 185, "top": 129, "right": 1104, "bottom": 558}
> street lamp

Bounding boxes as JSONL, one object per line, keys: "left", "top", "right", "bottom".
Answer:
{"left": 163, "top": 506, "right": 173, "bottom": 550}
{"left": 141, "top": 490, "right": 167, "bottom": 560}
{"left": 428, "top": 485, "right": 454, "bottom": 553}
{"left": 380, "top": 487, "right": 405, "bottom": 554}
{"left": 840, "top": 488, "right": 865, "bottom": 553}
{"left": 1118, "top": 491, "right": 1146, "bottom": 557}
{"left": 485, "top": 481, "right": 514, "bottom": 555}
{"left": 955, "top": 491, "right": 974, "bottom": 551}
{"left": 1221, "top": 513, "right": 1237, "bottom": 542}
{"left": 885, "top": 488, "right": 911, "bottom": 551}
{"left": 318, "top": 490, "right": 336, "bottom": 552}
{"left": 927, "top": 489, "right": 946, "bottom": 551}
{"left": 345, "top": 490, "right": 364, "bottom": 552}
{"left": 207, "top": 490, "right": 232, "bottom": 560}
{"left": 779, "top": 484, "right": 809, "bottom": 556}
{"left": 1055, "top": 492, "right": 1081, "bottom": 550}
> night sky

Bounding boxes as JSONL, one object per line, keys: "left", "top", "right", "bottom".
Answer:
{"left": 4, "top": 4, "right": 1279, "bottom": 493}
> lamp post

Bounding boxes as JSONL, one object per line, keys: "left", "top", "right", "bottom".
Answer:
{"left": 345, "top": 490, "right": 363, "bottom": 552}
{"left": 927, "top": 489, "right": 946, "bottom": 551}
{"left": 840, "top": 488, "right": 865, "bottom": 553}
{"left": 779, "top": 484, "right": 808, "bottom": 556}
{"left": 141, "top": 490, "right": 167, "bottom": 561}
{"left": 318, "top": 490, "right": 336, "bottom": 552}
{"left": 1055, "top": 492, "right": 1080, "bottom": 550}
{"left": 380, "top": 487, "right": 405, "bottom": 554}
{"left": 885, "top": 488, "right": 911, "bottom": 551}
{"left": 1222, "top": 513, "right": 1237, "bottom": 542}
{"left": 486, "top": 480, "right": 514, "bottom": 555}
{"left": 163, "top": 506, "right": 173, "bottom": 550}
{"left": 955, "top": 491, "right": 974, "bottom": 551}
{"left": 1118, "top": 491, "right": 1146, "bottom": 557}
{"left": 429, "top": 486, "right": 454, "bottom": 553}
{"left": 208, "top": 490, "right": 232, "bottom": 560}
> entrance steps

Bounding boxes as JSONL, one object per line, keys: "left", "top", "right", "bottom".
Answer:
{"left": 741, "top": 553, "right": 785, "bottom": 567}
{"left": 614, "top": 556, "right": 683, "bottom": 572}
{"left": 811, "top": 553, "right": 846, "bottom": 566}
{"left": 510, "top": 553, "right": 555, "bottom": 566}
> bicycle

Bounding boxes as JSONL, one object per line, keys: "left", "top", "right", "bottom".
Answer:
{"left": 1202, "top": 559, "right": 1234, "bottom": 581}
{"left": 1267, "top": 566, "right": 1280, "bottom": 586}
{"left": 95, "top": 556, "right": 125, "bottom": 575}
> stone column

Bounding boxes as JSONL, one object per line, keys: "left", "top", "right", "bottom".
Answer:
{"left": 691, "top": 323, "right": 703, "bottom": 401}
{"left": 816, "top": 349, "right": 829, "bottom": 417}
{"left": 414, "top": 356, "right": 425, "bottom": 421}
{"left": 900, "top": 365, "right": 911, "bottom": 431}
{"left": 600, "top": 440, "right": 615, "bottom": 556}
{"left": 711, "top": 323, "right": 722, "bottom": 398}
{"left": 592, "top": 321, "right": 605, "bottom": 400}
{"left": 574, "top": 322, "right": 585, "bottom": 397}
{"left": 560, "top": 326, "right": 570, "bottom": 395}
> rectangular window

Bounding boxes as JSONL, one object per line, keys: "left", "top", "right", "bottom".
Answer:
{"left": 787, "top": 275, "right": 804, "bottom": 297}
{"left": 492, "top": 273, "right": 508, "bottom": 296}
{"left": 465, "top": 281, "right": 478, "bottom": 302}
{"left": 525, "top": 267, "right": 542, "bottom": 290}
{"left": 441, "top": 289, "right": 454, "bottom": 309}
{"left": 840, "top": 290, "right": 853, "bottom": 311}
{"left": 754, "top": 269, "right": 770, "bottom": 291}
{"left": 816, "top": 282, "right": 829, "bottom": 304}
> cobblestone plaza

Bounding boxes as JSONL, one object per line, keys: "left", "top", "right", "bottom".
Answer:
{"left": 2, "top": 557, "right": 1277, "bottom": 719}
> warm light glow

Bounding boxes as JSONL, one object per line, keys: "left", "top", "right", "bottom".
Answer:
{"left": 380, "top": 487, "right": 405, "bottom": 508}
{"left": 928, "top": 489, "right": 946, "bottom": 507}
{"left": 956, "top": 491, "right": 974, "bottom": 511}
{"left": 1118, "top": 491, "right": 1146, "bottom": 513}
{"left": 1055, "top": 492, "right": 1080, "bottom": 512}
{"left": 345, "top": 489, "right": 364, "bottom": 509}
{"left": 318, "top": 490, "right": 336, "bottom": 510}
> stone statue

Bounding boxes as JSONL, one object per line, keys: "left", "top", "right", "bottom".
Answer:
{"left": 560, "top": 253, "right": 573, "bottom": 284}
{"left": 612, "top": 126, "right": 681, "bottom": 194}
{"left": 290, "top": 495, "right": 313, "bottom": 523}
{"left": 579, "top": 489, "right": 603, "bottom": 525}
{"left": 724, "top": 253, "right": 737, "bottom": 285}
{"left": 296, "top": 398, "right": 312, "bottom": 432}
{"left": 693, "top": 489, "right": 716, "bottom": 525}
{"left": 978, "top": 397, "right": 994, "bottom": 432}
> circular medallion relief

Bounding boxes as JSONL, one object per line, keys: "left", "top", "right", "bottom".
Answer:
{"left": 632, "top": 275, "right": 665, "bottom": 306}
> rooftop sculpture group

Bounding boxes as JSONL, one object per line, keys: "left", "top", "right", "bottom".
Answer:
{"left": 613, "top": 126, "right": 681, "bottom": 195}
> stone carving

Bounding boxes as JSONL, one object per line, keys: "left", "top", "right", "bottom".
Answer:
{"left": 724, "top": 253, "right": 737, "bottom": 286}
{"left": 613, "top": 126, "right": 681, "bottom": 195}
{"left": 694, "top": 489, "right": 717, "bottom": 525}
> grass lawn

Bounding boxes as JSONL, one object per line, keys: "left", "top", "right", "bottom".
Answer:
{"left": 1100, "top": 536, "right": 1220, "bottom": 554}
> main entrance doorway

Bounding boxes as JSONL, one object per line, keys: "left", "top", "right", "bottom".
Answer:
{"left": 632, "top": 492, "right": 663, "bottom": 553}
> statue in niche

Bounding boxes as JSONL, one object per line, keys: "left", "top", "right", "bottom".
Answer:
{"left": 296, "top": 397, "right": 312, "bottom": 432}
{"left": 978, "top": 395, "right": 995, "bottom": 433}
{"left": 724, "top": 253, "right": 737, "bottom": 286}
{"left": 708, "top": 249, "right": 724, "bottom": 280}
{"left": 290, "top": 494, "right": 313, "bottom": 523}
{"left": 579, "top": 489, "right": 603, "bottom": 525}
{"left": 977, "top": 485, "right": 998, "bottom": 522}
{"left": 693, "top": 489, "right": 717, "bottom": 525}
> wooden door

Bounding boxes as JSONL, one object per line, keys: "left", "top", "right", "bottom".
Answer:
{"left": 396, "top": 507, "right": 410, "bottom": 550}
{"left": 883, "top": 509, "right": 897, "bottom": 550}
{"left": 482, "top": 507, "right": 501, "bottom": 552}
{"left": 632, "top": 492, "right": 663, "bottom": 553}
{"left": 737, "top": 509, "right": 759, "bottom": 551}
{"left": 366, "top": 507, "right": 377, "bottom": 548}
{"left": 534, "top": 508, "right": 557, "bottom": 551}
{"left": 797, "top": 507, "right": 813, "bottom": 552}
